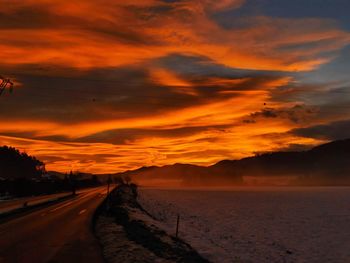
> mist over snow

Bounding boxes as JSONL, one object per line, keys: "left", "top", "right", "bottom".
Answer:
{"left": 139, "top": 187, "right": 350, "bottom": 263}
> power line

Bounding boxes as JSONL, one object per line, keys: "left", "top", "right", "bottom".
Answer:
{"left": 0, "top": 76, "right": 14, "bottom": 96}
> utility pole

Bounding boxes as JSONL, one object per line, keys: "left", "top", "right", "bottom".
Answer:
{"left": 0, "top": 76, "right": 14, "bottom": 96}
{"left": 107, "top": 175, "right": 112, "bottom": 196}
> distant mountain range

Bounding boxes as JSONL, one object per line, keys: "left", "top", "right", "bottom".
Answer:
{"left": 24, "top": 138, "right": 350, "bottom": 186}
{"left": 114, "top": 139, "right": 350, "bottom": 186}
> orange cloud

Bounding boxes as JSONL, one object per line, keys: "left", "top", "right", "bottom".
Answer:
{"left": 0, "top": 74, "right": 324, "bottom": 173}
{"left": 0, "top": 0, "right": 349, "bottom": 71}
{"left": 1, "top": 0, "right": 349, "bottom": 173}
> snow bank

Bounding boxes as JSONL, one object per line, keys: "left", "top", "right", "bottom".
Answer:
{"left": 95, "top": 184, "right": 209, "bottom": 263}
{"left": 138, "top": 187, "right": 350, "bottom": 263}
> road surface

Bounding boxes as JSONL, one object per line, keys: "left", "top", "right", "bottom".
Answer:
{"left": 0, "top": 193, "right": 69, "bottom": 214}
{"left": 0, "top": 186, "right": 108, "bottom": 263}
{"left": 0, "top": 188, "right": 98, "bottom": 214}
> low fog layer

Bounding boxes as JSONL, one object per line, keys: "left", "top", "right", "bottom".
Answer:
{"left": 114, "top": 139, "right": 350, "bottom": 187}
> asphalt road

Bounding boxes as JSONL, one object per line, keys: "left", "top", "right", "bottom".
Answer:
{"left": 0, "top": 193, "right": 70, "bottom": 213}
{"left": 0, "top": 188, "right": 99, "bottom": 213}
{"left": 0, "top": 186, "right": 108, "bottom": 263}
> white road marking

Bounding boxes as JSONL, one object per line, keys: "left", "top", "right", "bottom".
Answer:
{"left": 49, "top": 201, "right": 75, "bottom": 212}
{"left": 45, "top": 187, "right": 105, "bottom": 213}
{"left": 78, "top": 209, "right": 87, "bottom": 215}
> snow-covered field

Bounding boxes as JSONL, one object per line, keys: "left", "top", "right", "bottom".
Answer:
{"left": 138, "top": 187, "right": 350, "bottom": 263}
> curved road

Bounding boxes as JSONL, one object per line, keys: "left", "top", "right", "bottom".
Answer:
{"left": 0, "top": 186, "right": 108, "bottom": 263}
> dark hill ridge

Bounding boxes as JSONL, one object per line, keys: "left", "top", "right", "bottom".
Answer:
{"left": 114, "top": 138, "right": 350, "bottom": 186}
{"left": 114, "top": 163, "right": 234, "bottom": 187}
{"left": 310, "top": 138, "right": 350, "bottom": 155}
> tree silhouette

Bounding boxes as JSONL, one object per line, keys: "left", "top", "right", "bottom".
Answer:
{"left": 0, "top": 146, "right": 45, "bottom": 179}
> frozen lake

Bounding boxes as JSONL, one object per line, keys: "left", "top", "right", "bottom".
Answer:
{"left": 138, "top": 187, "right": 350, "bottom": 263}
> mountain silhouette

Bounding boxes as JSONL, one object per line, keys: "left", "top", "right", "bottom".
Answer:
{"left": 115, "top": 138, "right": 350, "bottom": 186}
{"left": 3, "top": 139, "right": 349, "bottom": 186}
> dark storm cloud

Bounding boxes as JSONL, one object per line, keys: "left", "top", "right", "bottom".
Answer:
{"left": 0, "top": 66, "right": 202, "bottom": 123}
{"left": 3, "top": 124, "right": 232, "bottom": 145}
{"left": 273, "top": 84, "right": 350, "bottom": 107}
{"left": 269, "top": 83, "right": 323, "bottom": 103}
{"left": 268, "top": 83, "right": 350, "bottom": 126}
{"left": 156, "top": 54, "right": 286, "bottom": 80}
{"left": 0, "top": 60, "right": 288, "bottom": 125}
{"left": 291, "top": 119, "right": 350, "bottom": 140}
{"left": 246, "top": 105, "right": 318, "bottom": 124}
{"left": 0, "top": 4, "right": 155, "bottom": 45}
{"left": 0, "top": 6, "right": 58, "bottom": 29}
{"left": 76, "top": 125, "right": 231, "bottom": 144}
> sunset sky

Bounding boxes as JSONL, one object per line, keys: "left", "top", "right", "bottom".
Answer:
{"left": 1, "top": 0, "right": 350, "bottom": 173}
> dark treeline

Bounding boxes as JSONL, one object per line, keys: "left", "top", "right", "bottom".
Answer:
{"left": 0, "top": 146, "right": 101, "bottom": 197}
{"left": 0, "top": 146, "right": 45, "bottom": 180}
{"left": 0, "top": 173, "right": 102, "bottom": 197}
